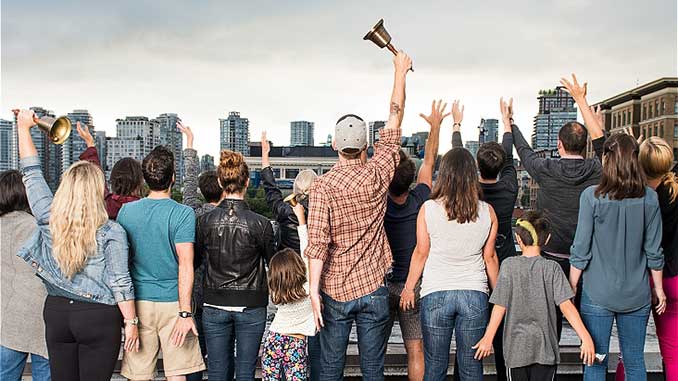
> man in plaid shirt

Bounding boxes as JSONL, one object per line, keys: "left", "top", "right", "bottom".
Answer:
{"left": 305, "top": 51, "right": 413, "bottom": 381}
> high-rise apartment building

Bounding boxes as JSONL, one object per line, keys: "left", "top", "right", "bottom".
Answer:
{"left": 220, "top": 112, "right": 250, "bottom": 156}
{"left": 106, "top": 116, "right": 160, "bottom": 176}
{"left": 156, "top": 113, "right": 184, "bottom": 184}
{"left": 290, "top": 121, "right": 314, "bottom": 146}
{"left": 368, "top": 121, "right": 385, "bottom": 146}
{"left": 0, "top": 119, "right": 15, "bottom": 171}
{"left": 95, "top": 131, "right": 107, "bottom": 170}
{"left": 27, "top": 107, "right": 62, "bottom": 191}
{"left": 532, "top": 87, "right": 577, "bottom": 151}
{"left": 479, "top": 118, "right": 499, "bottom": 143}
{"left": 201, "top": 154, "right": 215, "bottom": 172}
{"left": 62, "top": 109, "right": 95, "bottom": 173}
{"left": 465, "top": 140, "right": 480, "bottom": 158}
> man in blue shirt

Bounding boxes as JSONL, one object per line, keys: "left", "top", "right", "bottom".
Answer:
{"left": 118, "top": 145, "right": 206, "bottom": 380}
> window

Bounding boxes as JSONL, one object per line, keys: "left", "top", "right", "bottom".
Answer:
{"left": 623, "top": 112, "right": 627, "bottom": 126}
{"left": 650, "top": 104, "right": 654, "bottom": 118}
{"left": 286, "top": 169, "right": 299, "bottom": 179}
{"left": 674, "top": 101, "right": 678, "bottom": 115}
{"left": 674, "top": 125, "right": 678, "bottom": 138}
{"left": 655, "top": 101, "right": 660, "bottom": 117}
{"left": 660, "top": 123, "right": 664, "bottom": 137}
{"left": 643, "top": 105, "right": 647, "bottom": 120}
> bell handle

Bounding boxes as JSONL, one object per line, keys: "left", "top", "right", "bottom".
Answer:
{"left": 386, "top": 44, "right": 414, "bottom": 72}
{"left": 11, "top": 109, "right": 41, "bottom": 125}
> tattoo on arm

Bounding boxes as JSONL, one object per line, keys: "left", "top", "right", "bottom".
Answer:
{"left": 390, "top": 102, "right": 401, "bottom": 117}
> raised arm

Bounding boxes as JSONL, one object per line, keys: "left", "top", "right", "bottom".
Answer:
{"left": 16, "top": 109, "right": 52, "bottom": 225}
{"left": 511, "top": 123, "right": 546, "bottom": 181}
{"left": 260, "top": 131, "right": 293, "bottom": 221}
{"left": 499, "top": 98, "right": 518, "bottom": 189}
{"left": 417, "top": 100, "right": 449, "bottom": 187}
{"left": 560, "top": 74, "right": 604, "bottom": 141}
{"left": 384, "top": 51, "right": 412, "bottom": 131}
{"left": 178, "top": 122, "right": 202, "bottom": 211}
{"left": 451, "top": 100, "right": 464, "bottom": 148}
{"left": 400, "top": 205, "right": 430, "bottom": 311}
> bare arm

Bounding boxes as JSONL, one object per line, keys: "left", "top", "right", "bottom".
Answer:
{"left": 451, "top": 100, "right": 464, "bottom": 148}
{"left": 560, "top": 299, "right": 595, "bottom": 365}
{"left": 473, "top": 304, "right": 506, "bottom": 359}
{"left": 170, "top": 242, "right": 198, "bottom": 347}
{"left": 118, "top": 300, "right": 140, "bottom": 352}
{"left": 400, "top": 205, "right": 430, "bottom": 311}
{"left": 560, "top": 74, "right": 604, "bottom": 140}
{"left": 384, "top": 51, "right": 412, "bottom": 130}
{"left": 417, "top": 100, "right": 449, "bottom": 187}
{"left": 483, "top": 206, "right": 500, "bottom": 290}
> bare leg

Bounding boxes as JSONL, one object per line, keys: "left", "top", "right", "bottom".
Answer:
{"left": 404, "top": 339, "right": 425, "bottom": 381}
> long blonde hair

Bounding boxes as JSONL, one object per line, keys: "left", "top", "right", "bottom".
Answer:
{"left": 50, "top": 161, "right": 108, "bottom": 278}
{"left": 639, "top": 137, "right": 678, "bottom": 203}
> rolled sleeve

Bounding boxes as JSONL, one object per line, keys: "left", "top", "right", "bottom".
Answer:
{"left": 569, "top": 190, "right": 594, "bottom": 270}
{"left": 644, "top": 192, "right": 665, "bottom": 271}
{"left": 306, "top": 181, "right": 331, "bottom": 262}
{"left": 104, "top": 224, "right": 135, "bottom": 302}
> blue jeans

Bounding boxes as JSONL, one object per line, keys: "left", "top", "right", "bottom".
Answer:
{"left": 202, "top": 306, "right": 267, "bottom": 381}
{"left": 580, "top": 292, "right": 650, "bottom": 381}
{"left": 0, "top": 345, "right": 51, "bottom": 381}
{"left": 320, "top": 285, "right": 390, "bottom": 381}
{"left": 420, "top": 290, "right": 488, "bottom": 381}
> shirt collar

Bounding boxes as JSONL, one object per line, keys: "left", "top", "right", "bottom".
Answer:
{"left": 333, "top": 158, "right": 364, "bottom": 169}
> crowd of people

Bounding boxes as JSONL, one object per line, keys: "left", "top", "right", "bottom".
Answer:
{"left": 0, "top": 50, "right": 676, "bottom": 381}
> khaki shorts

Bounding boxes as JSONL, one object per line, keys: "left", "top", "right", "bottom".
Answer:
{"left": 121, "top": 300, "right": 206, "bottom": 379}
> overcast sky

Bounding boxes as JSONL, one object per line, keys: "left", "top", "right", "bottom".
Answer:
{"left": 2, "top": 0, "right": 676, "bottom": 158}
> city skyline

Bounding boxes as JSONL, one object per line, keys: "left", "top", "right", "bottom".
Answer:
{"left": 2, "top": 0, "right": 674, "bottom": 160}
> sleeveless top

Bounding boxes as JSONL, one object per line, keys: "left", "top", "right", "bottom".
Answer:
{"left": 421, "top": 200, "right": 492, "bottom": 297}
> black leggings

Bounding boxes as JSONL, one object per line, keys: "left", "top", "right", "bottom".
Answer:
{"left": 43, "top": 296, "right": 122, "bottom": 381}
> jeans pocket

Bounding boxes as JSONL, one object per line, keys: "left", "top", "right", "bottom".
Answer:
{"left": 462, "top": 291, "right": 488, "bottom": 320}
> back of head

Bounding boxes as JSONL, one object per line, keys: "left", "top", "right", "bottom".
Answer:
{"left": 111, "top": 157, "right": 144, "bottom": 197}
{"left": 198, "top": 170, "right": 222, "bottom": 203}
{"left": 477, "top": 142, "right": 505, "bottom": 180}
{"left": 596, "top": 133, "right": 645, "bottom": 200}
{"left": 558, "top": 121, "right": 588, "bottom": 155}
{"left": 0, "top": 170, "right": 30, "bottom": 217}
{"left": 431, "top": 148, "right": 481, "bottom": 223}
{"left": 142, "top": 146, "right": 175, "bottom": 191}
{"left": 268, "top": 248, "right": 307, "bottom": 305}
{"left": 515, "top": 210, "right": 551, "bottom": 247}
{"left": 293, "top": 169, "right": 318, "bottom": 199}
{"left": 389, "top": 150, "right": 416, "bottom": 196}
{"left": 640, "top": 136, "right": 677, "bottom": 203}
{"left": 51, "top": 161, "right": 108, "bottom": 278}
{"left": 218, "top": 150, "right": 249, "bottom": 195}
{"left": 335, "top": 114, "right": 367, "bottom": 160}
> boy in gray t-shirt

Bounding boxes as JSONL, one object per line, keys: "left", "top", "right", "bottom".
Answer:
{"left": 473, "top": 211, "right": 595, "bottom": 380}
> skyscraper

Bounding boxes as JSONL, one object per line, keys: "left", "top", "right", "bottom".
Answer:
{"left": 95, "top": 131, "right": 107, "bottom": 170}
{"left": 156, "top": 113, "right": 184, "bottom": 184}
{"left": 290, "top": 121, "right": 314, "bottom": 146}
{"left": 369, "top": 121, "right": 385, "bottom": 146}
{"left": 62, "top": 109, "right": 94, "bottom": 173}
{"left": 465, "top": 140, "right": 480, "bottom": 158}
{"left": 220, "top": 112, "right": 250, "bottom": 156}
{"left": 532, "top": 87, "right": 577, "bottom": 151}
{"left": 0, "top": 119, "right": 14, "bottom": 171}
{"left": 106, "top": 116, "right": 160, "bottom": 177}
{"left": 478, "top": 118, "right": 499, "bottom": 143}
{"left": 201, "top": 154, "right": 215, "bottom": 172}
{"left": 29, "top": 107, "right": 62, "bottom": 191}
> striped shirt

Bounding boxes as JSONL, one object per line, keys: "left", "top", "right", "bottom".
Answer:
{"left": 306, "top": 128, "right": 401, "bottom": 302}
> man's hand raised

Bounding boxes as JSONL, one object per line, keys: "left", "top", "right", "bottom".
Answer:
{"left": 177, "top": 121, "right": 194, "bottom": 149}
{"left": 419, "top": 100, "right": 449, "bottom": 129}
{"left": 499, "top": 97, "right": 514, "bottom": 133}
{"left": 393, "top": 51, "right": 412, "bottom": 76}
{"left": 76, "top": 121, "right": 95, "bottom": 148}
{"left": 261, "top": 131, "right": 271, "bottom": 168}
{"left": 560, "top": 73, "right": 588, "bottom": 103}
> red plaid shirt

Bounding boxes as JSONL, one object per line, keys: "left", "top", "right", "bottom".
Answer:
{"left": 305, "top": 128, "right": 402, "bottom": 302}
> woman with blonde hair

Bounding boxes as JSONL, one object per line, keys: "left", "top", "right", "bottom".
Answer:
{"left": 639, "top": 136, "right": 678, "bottom": 378}
{"left": 15, "top": 109, "right": 138, "bottom": 381}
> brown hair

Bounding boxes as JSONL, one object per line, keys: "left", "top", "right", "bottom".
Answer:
{"left": 389, "top": 150, "right": 416, "bottom": 196}
{"left": 268, "top": 248, "right": 307, "bottom": 305}
{"left": 218, "top": 150, "right": 249, "bottom": 194}
{"left": 0, "top": 170, "right": 30, "bottom": 217}
{"left": 515, "top": 210, "right": 551, "bottom": 247}
{"left": 640, "top": 137, "right": 678, "bottom": 203}
{"left": 430, "top": 148, "right": 482, "bottom": 223}
{"left": 110, "top": 157, "right": 144, "bottom": 196}
{"left": 595, "top": 133, "right": 646, "bottom": 200}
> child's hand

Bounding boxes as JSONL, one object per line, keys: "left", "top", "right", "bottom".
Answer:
{"left": 292, "top": 202, "right": 306, "bottom": 226}
{"left": 472, "top": 335, "right": 493, "bottom": 360}
{"left": 580, "top": 336, "right": 596, "bottom": 366}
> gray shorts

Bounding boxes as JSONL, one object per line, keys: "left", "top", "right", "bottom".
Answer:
{"left": 386, "top": 279, "right": 423, "bottom": 341}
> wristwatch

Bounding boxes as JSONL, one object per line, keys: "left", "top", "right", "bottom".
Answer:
{"left": 124, "top": 317, "right": 139, "bottom": 326}
{"left": 178, "top": 311, "right": 193, "bottom": 318}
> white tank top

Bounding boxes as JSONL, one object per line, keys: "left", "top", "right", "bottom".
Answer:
{"left": 420, "top": 199, "right": 491, "bottom": 297}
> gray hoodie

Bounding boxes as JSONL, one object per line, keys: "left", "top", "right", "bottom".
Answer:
{"left": 512, "top": 125, "right": 604, "bottom": 255}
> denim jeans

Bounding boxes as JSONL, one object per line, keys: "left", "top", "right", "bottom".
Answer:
{"left": 202, "top": 306, "right": 267, "bottom": 381}
{"left": 420, "top": 290, "right": 488, "bottom": 381}
{"left": 580, "top": 291, "right": 650, "bottom": 381}
{"left": 319, "top": 285, "right": 390, "bottom": 381}
{"left": 0, "top": 345, "right": 51, "bottom": 381}
{"left": 186, "top": 307, "right": 208, "bottom": 381}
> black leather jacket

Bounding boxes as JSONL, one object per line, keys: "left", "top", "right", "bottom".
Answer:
{"left": 261, "top": 166, "right": 307, "bottom": 253}
{"left": 195, "top": 198, "right": 274, "bottom": 308}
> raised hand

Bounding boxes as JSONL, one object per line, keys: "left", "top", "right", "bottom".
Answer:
{"left": 393, "top": 50, "right": 413, "bottom": 75}
{"left": 419, "top": 100, "right": 449, "bottom": 128}
{"left": 177, "top": 121, "right": 194, "bottom": 149}
{"left": 76, "top": 121, "right": 95, "bottom": 148}
{"left": 451, "top": 100, "right": 464, "bottom": 127}
{"left": 623, "top": 126, "right": 644, "bottom": 144}
{"left": 14, "top": 109, "right": 38, "bottom": 130}
{"left": 591, "top": 105, "right": 603, "bottom": 128}
{"left": 560, "top": 73, "right": 588, "bottom": 102}
{"left": 499, "top": 97, "right": 514, "bottom": 132}
{"left": 261, "top": 131, "right": 271, "bottom": 168}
